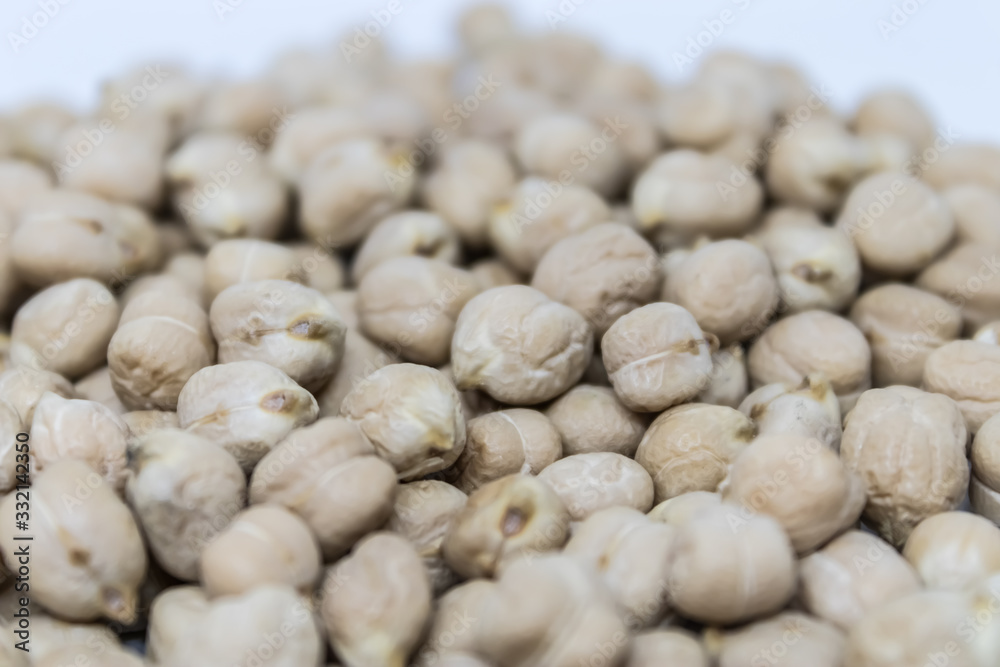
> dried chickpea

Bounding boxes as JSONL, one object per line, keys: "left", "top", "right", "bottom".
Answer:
{"left": 849, "top": 283, "right": 963, "bottom": 387}
{"left": 738, "top": 373, "right": 842, "bottom": 451}
{"left": 667, "top": 504, "right": 797, "bottom": 625}
{"left": 0, "top": 401, "right": 23, "bottom": 494}
{"left": 916, "top": 243, "right": 1000, "bottom": 332}
{"left": 249, "top": 417, "right": 397, "bottom": 560}
{"left": 177, "top": 360, "right": 318, "bottom": 472}
{"left": 663, "top": 239, "right": 778, "bottom": 344}
{"left": 9, "top": 278, "right": 119, "bottom": 380}
{"left": 451, "top": 285, "right": 593, "bottom": 405}
{"left": 8, "top": 102, "right": 75, "bottom": 164}
{"left": 531, "top": 223, "right": 662, "bottom": 336}
{"left": 627, "top": 629, "right": 708, "bottom": 667}
{"left": 836, "top": 171, "right": 954, "bottom": 276}
{"left": 922, "top": 340, "right": 1000, "bottom": 433}
{"left": 469, "top": 258, "right": 519, "bottom": 291}
{"left": 602, "top": 303, "right": 715, "bottom": 412}
{"left": 632, "top": 149, "right": 763, "bottom": 238}
{"left": 351, "top": 211, "right": 461, "bottom": 283}
{"left": 697, "top": 343, "right": 749, "bottom": 408}
{"left": 453, "top": 408, "right": 562, "bottom": 493}
{"left": 853, "top": 90, "right": 936, "bottom": 150}
{"left": 903, "top": 511, "right": 1000, "bottom": 590}
{"left": 289, "top": 241, "right": 345, "bottom": 293}
{"left": 488, "top": 177, "right": 611, "bottom": 275}
{"left": 841, "top": 386, "right": 968, "bottom": 546}
{"left": 357, "top": 257, "right": 478, "bottom": 366}
{"left": 657, "top": 80, "right": 737, "bottom": 150}
{"left": 972, "top": 412, "right": 1000, "bottom": 524}
{"left": 321, "top": 532, "right": 431, "bottom": 667}
{"left": 0, "top": 460, "right": 146, "bottom": 623}
{"left": 0, "top": 159, "right": 51, "bottom": 218}
{"left": 538, "top": 452, "right": 654, "bottom": 520}
{"left": 545, "top": 384, "right": 646, "bottom": 457}
{"left": 340, "top": 363, "right": 466, "bottom": 479}
{"left": 73, "top": 366, "right": 127, "bottom": 415}
{"left": 326, "top": 290, "right": 359, "bottom": 330}
{"left": 211, "top": 279, "right": 347, "bottom": 392}
{"left": 647, "top": 491, "right": 721, "bottom": 526}
{"left": 748, "top": 310, "right": 871, "bottom": 412}
{"left": 414, "top": 578, "right": 495, "bottom": 666}
{"left": 30, "top": 392, "right": 129, "bottom": 492}
{"left": 0, "top": 367, "right": 76, "bottom": 424}
{"left": 635, "top": 403, "right": 754, "bottom": 503}
{"left": 921, "top": 143, "right": 1000, "bottom": 192}
{"left": 315, "top": 328, "right": 394, "bottom": 418}
{"left": 387, "top": 480, "right": 467, "bottom": 593}
{"left": 721, "top": 433, "right": 866, "bottom": 554}
{"left": 202, "top": 238, "right": 305, "bottom": 303}
{"left": 944, "top": 184, "right": 1000, "bottom": 246}
{"left": 715, "top": 612, "right": 846, "bottom": 667}
{"left": 200, "top": 504, "right": 321, "bottom": 597}
{"left": 126, "top": 429, "right": 246, "bottom": 581}
{"left": 268, "top": 106, "right": 371, "bottom": 183}
{"left": 442, "top": 474, "right": 569, "bottom": 578}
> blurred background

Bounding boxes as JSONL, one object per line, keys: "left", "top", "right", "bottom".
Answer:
{"left": 1, "top": 0, "right": 998, "bottom": 142}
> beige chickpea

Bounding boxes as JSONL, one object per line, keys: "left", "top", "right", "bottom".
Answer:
{"left": 387, "top": 480, "right": 467, "bottom": 593}
{"left": 647, "top": 491, "right": 721, "bottom": 526}
{"left": 414, "top": 578, "right": 495, "bottom": 665}
{"left": 972, "top": 413, "right": 1000, "bottom": 523}
{"left": 918, "top": 243, "right": 1000, "bottom": 333}
{"left": 853, "top": 90, "right": 936, "bottom": 150}
{"left": 721, "top": 433, "right": 866, "bottom": 554}
{"left": 515, "top": 113, "right": 628, "bottom": 197}
{"left": 36, "top": 644, "right": 145, "bottom": 667}
{"left": 12, "top": 191, "right": 158, "bottom": 287}
{"left": 489, "top": 177, "right": 612, "bottom": 275}
{"left": 321, "top": 532, "right": 431, "bottom": 667}
{"left": 546, "top": 384, "right": 646, "bottom": 457}
{"left": 697, "top": 344, "right": 749, "bottom": 408}
{"left": 923, "top": 340, "right": 1000, "bottom": 434}
{"left": 836, "top": 171, "right": 954, "bottom": 276}
{"left": 766, "top": 117, "right": 869, "bottom": 213}
{"left": 657, "top": 80, "right": 737, "bottom": 150}
{"left": 9, "top": 102, "right": 76, "bottom": 163}
{"left": 715, "top": 612, "right": 846, "bottom": 667}
{"left": 531, "top": 223, "right": 662, "bottom": 336}
{"left": 627, "top": 629, "right": 707, "bottom": 667}
{"left": 200, "top": 504, "right": 321, "bottom": 597}
{"left": 326, "top": 290, "right": 359, "bottom": 330}
{"left": 799, "top": 530, "right": 921, "bottom": 630}
{"left": 632, "top": 149, "right": 763, "bottom": 238}
{"left": 352, "top": 211, "right": 461, "bottom": 283}
{"left": 74, "top": 366, "right": 127, "bottom": 414}
{"left": 289, "top": 242, "right": 345, "bottom": 293}
{"left": 0, "top": 460, "right": 146, "bottom": 623}
{"left": 211, "top": 279, "right": 347, "bottom": 392}
{"left": 698, "top": 51, "right": 777, "bottom": 135}
{"left": 177, "top": 360, "right": 318, "bottom": 472}
{"left": 469, "top": 258, "right": 519, "bottom": 291}
{"left": 602, "top": 303, "right": 715, "bottom": 412}
{"left": 754, "top": 207, "right": 862, "bottom": 312}
{"left": 636, "top": 403, "right": 754, "bottom": 503}
{"left": 30, "top": 613, "right": 122, "bottom": 662}
{"left": 841, "top": 386, "right": 968, "bottom": 546}
{"left": 300, "top": 138, "right": 416, "bottom": 247}
{"left": 739, "top": 373, "right": 842, "bottom": 450}
{"left": 472, "top": 554, "right": 628, "bottom": 667}
{"left": 109, "top": 291, "right": 215, "bottom": 411}
{"left": 9, "top": 278, "right": 119, "bottom": 380}
{"left": 564, "top": 507, "right": 675, "bottom": 629}
{"left": 163, "top": 253, "right": 207, "bottom": 306}
{"left": 357, "top": 257, "right": 478, "bottom": 366}
{"left": 443, "top": 474, "right": 570, "bottom": 578}
{"left": 843, "top": 583, "right": 1000, "bottom": 667}
{"left": 126, "top": 428, "right": 246, "bottom": 581}
{"left": 903, "top": 511, "right": 1000, "bottom": 590}
{"left": 663, "top": 239, "right": 779, "bottom": 344}
{"left": 0, "top": 400, "right": 23, "bottom": 494}
{"left": 0, "top": 158, "right": 51, "bottom": 217}
{"left": 0, "top": 367, "right": 76, "bottom": 424}
{"left": 457, "top": 3, "right": 514, "bottom": 53}
{"left": 30, "top": 392, "right": 129, "bottom": 492}
{"left": 250, "top": 417, "right": 397, "bottom": 560}
{"left": 850, "top": 283, "right": 962, "bottom": 387}
{"left": 944, "top": 184, "right": 1000, "bottom": 246}
{"left": 315, "top": 328, "right": 394, "bottom": 418}
{"left": 668, "top": 503, "right": 797, "bottom": 625}
{"left": 451, "top": 285, "right": 593, "bottom": 405}
{"left": 538, "top": 452, "right": 654, "bottom": 520}
{"left": 268, "top": 106, "right": 371, "bottom": 183}
{"left": 453, "top": 408, "right": 562, "bottom": 493}
{"left": 748, "top": 310, "right": 871, "bottom": 412}
{"left": 203, "top": 238, "right": 305, "bottom": 303}
{"left": 921, "top": 142, "right": 1000, "bottom": 192}
{"left": 99, "top": 66, "right": 205, "bottom": 142}
{"left": 421, "top": 139, "right": 517, "bottom": 248}
{"left": 148, "top": 585, "right": 322, "bottom": 667}
{"left": 194, "top": 78, "right": 284, "bottom": 138}
{"left": 341, "top": 363, "right": 465, "bottom": 479}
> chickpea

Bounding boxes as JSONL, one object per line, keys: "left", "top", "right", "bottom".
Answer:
{"left": 546, "top": 384, "right": 647, "bottom": 457}
{"left": 351, "top": 211, "right": 461, "bottom": 283}
{"left": 972, "top": 412, "right": 1000, "bottom": 524}
{"left": 387, "top": 480, "right": 467, "bottom": 593}
{"left": 921, "top": 143, "right": 1000, "bottom": 192}
{"left": 715, "top": 612, "right": 846, "bottom": 667}
{"left": 268, "top": 106, "right": 371, "bottom": 183}
{"left": 922, "top": 340, "right": 1000, "bottom": 434}
{"left": 315, "top": 328, "right": 394, "bottom": 418}
{"left": 738, "top": 373, "right": 842, "bottom": 451}
{"left": 917, "top": 243, "right": 1000, "bottom": 332}
{"left": 943, "top": 184, "right": 1000, "bottom": 246}
{"left": 903, "top": 511, "right": 1000, "bottom": 590}
{"left": 853, "top": 90, "right": 936, "bottom": 151}
{"left": 537, "top": 452, "right": 654, "bottom": 520}
{"left": 627, "top": 629, "right": 708, "bottom": 667}
{"left": 647, "top": 491, "right": 721, "bottom": 526}
{"left": 0, "top": 367, "right": 76, "bottom": 424}
{"left": 202, "top": 238, "right": 305, "bottom": 303}
{"left": 697, "top": 343, "right": 749, "bottom": 408}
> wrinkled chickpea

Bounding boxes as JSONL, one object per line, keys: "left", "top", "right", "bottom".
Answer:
{"left": 647, "top": 491, "right": 721, "bottom": 526}
{"left": 538, "top": 452, "right": 654, "bottom": 520}
{"left": 202, "top": 238, "right": 306, "bottom": 302}
{"left": 546, "top": 384, "right": 646, "bottom": 457}
{"left": 922, "top": 340, "right": 1000, "bottom": 434}
{"left": 126, "top": 428, "right": 246, "bottom": 581}
{"left": 943, "top": 184, "right": 1000, "bottom": 246}
{"left": 315, "top": 328, "right": 394, "bottom": 418}
{"left": 715, "top": 612, "right": 846, "bottom": 667}
{"left": 442, "top": 474, "right": 570, "bottom": 578}
{"left": 268, "top": 106, "right": 371, "bottom": 183}
{"left": 250, "top": 417, "right": 397, "bottom": 560}
{"left": 917, "top": 243, "right": 1000, "bottom": 332}
{"left": 453, "top": 408, "right": 562, "bottom": 493}
{"left": 451, "top": 285, "right": 593, "bottom": 405}
{"left": 351, "top": 211, "right": 461, "bottom": 283}
{"left": 387, "top": 480, "right": 467, "bottom": 593}
{"left": 696, "top": 343, "right": 749, "bottom": 408}
{"left": 0, "top": 366, "right": 76, "bottom": 424}
{"left": 211, "top": 279, "right": 347, "bottom": 391}
{"left": 636, "top": 403, "right": 754, "bottom": 503}
{"left": 738, "top": 373, "right": 842, "bottom": 450}
{"left": 972, "top": 412, "right": 1000, "bottom": 524}
{"left": 841, "top": 386, "right": 968, "bottom": 546}
{"left": 177, "top": 360, "right": 319, "bottom": 472}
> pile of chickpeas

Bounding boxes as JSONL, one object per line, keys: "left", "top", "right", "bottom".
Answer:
{"left": 2, "top": 4, "right": 1000, "bottom": 666}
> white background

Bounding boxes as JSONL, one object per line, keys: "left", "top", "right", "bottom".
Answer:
{"left": 1, "top": 0, "right": 998, "bottom": 143}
